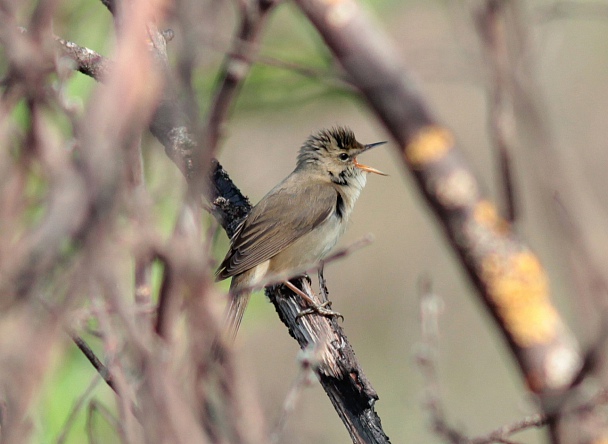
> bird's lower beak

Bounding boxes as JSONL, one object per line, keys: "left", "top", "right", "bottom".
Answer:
{"left": 355, "top": 140, "right": 388, "bottom": 176}
{"left": 354, "top": 158, "right": 388, "bottom": 176}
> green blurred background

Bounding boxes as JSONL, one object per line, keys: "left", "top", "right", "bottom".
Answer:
{"left": 8, "top": 0, "right": 608, "bottom": 442}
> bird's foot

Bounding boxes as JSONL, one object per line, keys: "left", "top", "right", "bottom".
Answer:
{"left": 296, "top": 301, "right": 343, "bottom": 321}
{"left": 283, "top": 280, "right": 344, "bottom": 322}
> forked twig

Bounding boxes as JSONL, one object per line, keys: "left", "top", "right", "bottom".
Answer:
{"left": 270, "top": 345, "right": 321, "bottom": 444}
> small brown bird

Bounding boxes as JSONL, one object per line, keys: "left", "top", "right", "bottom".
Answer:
{"left": 216, "top": 127, "right": 386, "bottom": 343}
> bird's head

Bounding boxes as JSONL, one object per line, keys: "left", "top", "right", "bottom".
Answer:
{"left": 296, "top": 127, "right": 387, "bottom": 185}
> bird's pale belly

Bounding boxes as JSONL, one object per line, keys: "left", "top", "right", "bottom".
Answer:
{"left": 269, "top": 213, "right": 344, "bottom": 277}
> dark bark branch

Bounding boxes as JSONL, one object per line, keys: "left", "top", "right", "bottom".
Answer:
{"left": 268, "top": 279, "right": 389, "bottom": 443}
{"left": 70, "top": 333, "right": 117, "bottom": 393}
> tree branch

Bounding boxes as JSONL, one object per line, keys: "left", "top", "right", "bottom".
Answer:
{"left": 294, "top": 0, "right": 582, "bottom": 405}
{"left": 70, "top": 333, "right": 117, "bottom": 393}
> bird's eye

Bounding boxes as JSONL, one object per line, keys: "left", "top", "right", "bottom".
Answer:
{"left": 338, "top": 153, "right": 349, "bottom": 161}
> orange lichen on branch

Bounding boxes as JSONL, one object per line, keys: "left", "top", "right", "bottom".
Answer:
{"left": 480, "top": 251, "right": 559, "bottom": 347}
{"left": 404, "top": 126, "right": 454, "bottom": 168}
{"left": 474, "top": 200, "right": 510, "bottom": 235}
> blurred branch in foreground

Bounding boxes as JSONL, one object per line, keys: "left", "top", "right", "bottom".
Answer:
{"left": 54, "top": 0, "right": 390, "bottom": 441}
{"left": 293, "top": 0, "right": 584, "bottom": 439}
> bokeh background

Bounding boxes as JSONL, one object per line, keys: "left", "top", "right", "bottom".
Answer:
{"left": 21, "top": 0, "right": 608, "bottom": 442}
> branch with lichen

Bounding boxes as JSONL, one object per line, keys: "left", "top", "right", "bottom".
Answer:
{"left": 294, "top": 0, "right": 582, "bottom": 408}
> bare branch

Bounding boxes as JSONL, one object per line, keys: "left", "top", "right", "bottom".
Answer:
{"left": 55, "top": 375, "right": 102, "bottom": 444}
{"left": 534, "top": 1, "right": 608, "bottom": 22}
{"left": 270, "top": 346, "right": 321, "bottom": 444}
{"left": 416, "top": 277, "right": 466, "bottom": 444}
{"left": 267, "top": 278, "right": 390, "bottom": 443}
{"left": 474, "top": 0, "right": 517, "bottom": 222}
{"left": 55, "top": 36, "right": 111, "bottom": 80}
{"left": 204, "top": 0, "right": 281, "bottom": 154}
{"left": 70, "top": 333, "right": 117, "bottom": 393}
{"left": 234, "top": 234, "right": 374, "bottom": 294}
{"left": 471, "top": 413, "right": 546, "bottom": 444}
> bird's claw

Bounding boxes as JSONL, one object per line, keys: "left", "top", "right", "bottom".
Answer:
{"left": 296, "top": 301, "right": 344, "bottom": 321}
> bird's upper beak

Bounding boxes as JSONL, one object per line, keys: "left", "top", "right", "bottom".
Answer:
{"left": 354, "top": 141, "right": 388, "bottom": 176}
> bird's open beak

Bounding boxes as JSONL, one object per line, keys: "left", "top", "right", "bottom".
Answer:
{"left": 354, "top": 141, "right": 388, "bottom": 176}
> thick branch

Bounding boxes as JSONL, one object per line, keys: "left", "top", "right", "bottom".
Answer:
{"left": 268, "top": 280, "right": 388, "bottom": 443}
{"left": 293, "top": 0, "right": 582, "bottom": 402}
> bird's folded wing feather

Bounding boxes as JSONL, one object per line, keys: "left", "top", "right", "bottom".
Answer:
{"left": 216, "top": 180, "right": 338, "bottom": 280}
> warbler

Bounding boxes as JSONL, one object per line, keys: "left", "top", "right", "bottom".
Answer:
{"left": 216, "top": 127, "right": 386, "bottom": 342}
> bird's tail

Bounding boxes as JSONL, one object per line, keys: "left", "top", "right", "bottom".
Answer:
{"left": 212, "top": 290, "right": 251, "bottom": 359}
{"left": 224, "top": 291, "right": 251, "bottom": 344}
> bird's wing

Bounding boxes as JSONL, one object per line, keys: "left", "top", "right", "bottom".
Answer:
{"left": 216, "top": 180, "right": 338, "bottom": 280}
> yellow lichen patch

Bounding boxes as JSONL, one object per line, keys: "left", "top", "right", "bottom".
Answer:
{"left": 474, "top": 200, "right": 510, "bottom": 235}
{"left": 480, "top": 251, "right": 559, "bottom": 347}
{"left": 404, "top": 126, "right": 454, "bottom": 168}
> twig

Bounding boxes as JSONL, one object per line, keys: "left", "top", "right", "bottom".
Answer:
{"left": 55, "top": 375, "right": 102, "bottom": 444}
{"left": 474, "top": 0, "right": 517, "bottom": 222}
{"left": 70, "top": 333, "right": 116, "bottom": 393}
{"left": 233, "top": 234, "right": 374, "bottom": 295}
{"left": 197, "top": 32, "right": 355, "bottom": 89}
{"left": 416, "top": 277, "right": 466, "bottom": 443}
{"left": 54, "top": 34, "right": 252, "bottom": 234}
{"left": 471, "top": 413, "right": 546, "bottom": 444}
{"left": 318, "top": 265, "right": 328, "bottom": 302}
{"left": 90, "top": 289, "right": 138, "bottom": 444}
{"left": 534, "top": 1, "right": 608, "bottom": 22}
{"left": 267, "top": 278, "right": 389, "bottom": 443}
{"left": 86, "top": 400, "right": 120, "bottom": 444}
{"left": 270, "top": 345, "right": 320, "bottom": 444}
{"left": 469, "top": 383, "right": 608, "bottom": 442}
{"left": 415, "top": 276, "right": 606, "bottom": 443}
{"left": 204, "top": 0, "right": 280, "bottom": 157}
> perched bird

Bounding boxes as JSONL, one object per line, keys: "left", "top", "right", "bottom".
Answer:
{"left": 216, "top": 127, "right": 386, "bottom": 344}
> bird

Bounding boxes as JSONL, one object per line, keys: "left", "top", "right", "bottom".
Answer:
{"left": 215, "top": 127, "right": 386, "bottom": 344}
